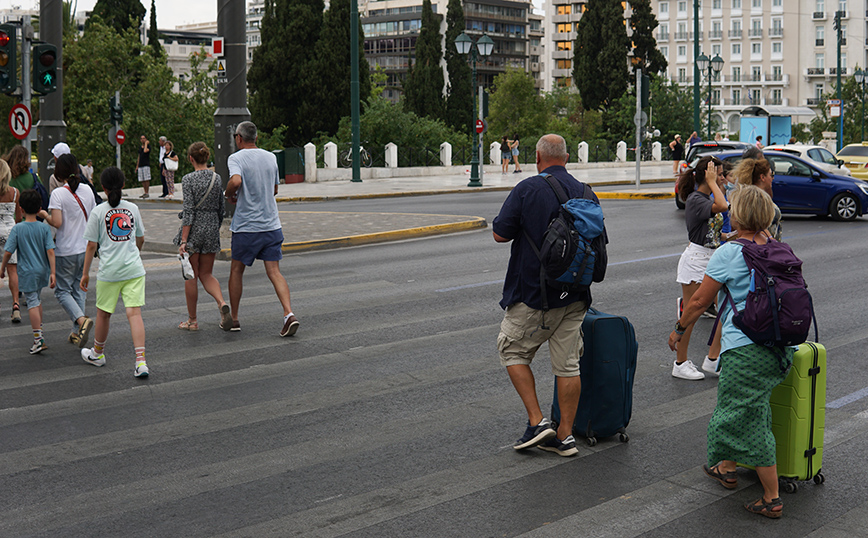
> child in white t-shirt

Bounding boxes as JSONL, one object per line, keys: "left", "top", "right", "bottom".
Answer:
{"left": 80, "top": 167, "right": 149, "bottom": 378}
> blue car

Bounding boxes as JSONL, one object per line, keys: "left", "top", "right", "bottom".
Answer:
{"left": 711, "top": 150, "right": 868, "bottom": 221}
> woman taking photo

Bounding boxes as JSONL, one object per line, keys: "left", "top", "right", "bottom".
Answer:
{"left": 732, "top": 157, "right": 782, "bottom": 240}
{"left": 669, "top": 185, "right": 791, "bottom": 519}
{"left": 672, "top": 156, "right": 729, "bottom": 381}
{"left": 38, "top": 154, "right": 96, "bottom": 346}
{"left": 174, "top": 142, "right": 231, "bottom": 331}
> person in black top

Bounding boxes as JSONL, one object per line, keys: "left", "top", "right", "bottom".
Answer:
{"left": 492, "top": 133, "right": 608, "bottom": 457}
{"left": 669, "top": 134, "right": 684, "bottom": 177}
{"left": 135, "top": 135, "right": 152, "bottom": 199}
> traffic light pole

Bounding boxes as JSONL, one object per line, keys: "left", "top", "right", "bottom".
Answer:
{"left": 21, "top": 17, "right": 32, "bottom": 155}
{"left": 115, "top": 91, "right": 121, "bottom": 169}
{"left": 36, "top": 0, "right": 65, "bottom": 184}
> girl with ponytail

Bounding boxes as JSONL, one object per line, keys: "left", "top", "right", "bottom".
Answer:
{"left": 38, "top": 153, "right": 97, "bottom": 346}
{"left": 80, "top": 167, "right": 150, "bottom": 378}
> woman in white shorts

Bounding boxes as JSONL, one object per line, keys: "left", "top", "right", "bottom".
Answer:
{"left": 673, "top": 157, "right": 728, "bottom": 380}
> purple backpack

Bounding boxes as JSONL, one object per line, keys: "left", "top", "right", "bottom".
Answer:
{"left": 710, "top": 238, "right": 817, "bottom": 369}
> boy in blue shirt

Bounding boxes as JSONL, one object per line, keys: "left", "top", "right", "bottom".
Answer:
{"left": 0, "top": 189, "right": 56, "bottom": 354}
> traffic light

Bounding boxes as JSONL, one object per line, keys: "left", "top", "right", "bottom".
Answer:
{"left": 109, "top": 95, "right": 123, "bottom": 124}
{"left": 641, "top": 74, "right": 650, "bottom": 109}
{"left": 0, "top": 24, "right": 17, "bottom": 95}
{"left": 32, "top": 43, "right": 57, "bottom": 95}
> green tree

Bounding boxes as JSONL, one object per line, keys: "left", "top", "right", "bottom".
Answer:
{"left": 486, "top": 68, "right": 547, "bottom": 143}
{"left": 63, "top": 19, "right": 210, "bottom": 185}
{"left": 300, "top": 0, "right": 371, "bottom": 138}
{"left": 444, "top": 0, "right": 472, "bottom": 133}
{"left": 629, "top": 0, "right": 667, "bottom": 76}
{"left": 63, "top": 1, "right": 78, "bottom": 37}
{"left": 89, "top": 0, "right": 145, "bottom": 34}
{"left": 808, "top": 76, "right": 863, "bottom": 145}
{"left": 147, "top": 0, "right": 164, "bottom": 58}
{"left": 543, "top": 88, "right": 602, "bottom": 147}
{"left": 248, "top": 0, "right": 324, "bottom": 143}
{"left": 402, "top": 0, "right": 445, "bottom": 121}
{"left": 574, "top": 0, "right": 629, "bottom": 111}
{"left": 648, "top": 77, "right": 693, "bottom": 142}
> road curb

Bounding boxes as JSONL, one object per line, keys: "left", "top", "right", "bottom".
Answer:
{"left": 143, "top": 217, "right": 489, "bottom": 258}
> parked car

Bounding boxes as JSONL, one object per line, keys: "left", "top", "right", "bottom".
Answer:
{"left": 674, "top": 141, "right": 752, "bottom": 208}
{"left": 676, "top": 150, "right": 868, "bottom": 221}
{"left": 765, "top": 144, "right": 851, "bottom": 176}
{"left": 836, "top": 142, "right": 868, "bottom": 180}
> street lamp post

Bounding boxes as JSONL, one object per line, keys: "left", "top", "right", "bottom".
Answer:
{"left": 855, "top": 68, "right": 866, "bottom": 141}
{"left": 697, "top": 53, "right": 725, "bottom": 140}
{"left": 454, "top": 32, "right": 493, "bottom": 187}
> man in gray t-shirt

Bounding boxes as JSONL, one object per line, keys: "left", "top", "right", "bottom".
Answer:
{"left": 224, "top": 121, "right": 299, "bottom": 337}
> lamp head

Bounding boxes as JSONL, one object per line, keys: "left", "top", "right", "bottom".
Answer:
{"left": 696, "top": 53, "right": 709, "bottom": 73}
{"left": 477, "top": 35, "right": 495, "bottom": 57}
{"left": 454, "top": 32, "right": 472, "bottom": 55}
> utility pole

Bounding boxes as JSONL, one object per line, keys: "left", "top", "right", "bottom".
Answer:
{"left": 214, "top": 0, "right": 250, "bottom": 218}
{"left": 21, "top": 16, "right": 32, "bottom": 155}
{"left": 350, "top": 0, "right": 361, "bottom": 182}
{"left": 37, "top": 0, "right": 65, "bottom": 183}
{"left": 692, "top": 0, "right": 700, "bottom": 133}
{"left": 835, "top": 10, "right": 843, "bottom": 151}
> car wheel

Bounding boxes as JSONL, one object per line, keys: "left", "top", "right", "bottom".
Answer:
{"left": 830, "top": 192, "right": 859, "bottom": 221}
{"left": 675, "top": 191, "right": 685, "bottom": 210}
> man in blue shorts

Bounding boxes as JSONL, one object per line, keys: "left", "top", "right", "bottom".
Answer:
{"left": 224, "top": 121, "right": 299, "bottom": 337}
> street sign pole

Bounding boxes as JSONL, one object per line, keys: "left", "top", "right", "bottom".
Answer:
{"left": 21, "top": 16, "right": 32, "bottom": 154}
{"left": 478, "top": 86, "right": 484, "bottom": 186}
{"left": 115, "top": 90, "right": 121, "bottom": 168}
{"left": 635, "top": 68, "right": 642, "bottom": 188}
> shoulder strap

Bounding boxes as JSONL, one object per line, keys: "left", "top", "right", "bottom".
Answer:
{"left": 194, "top": 171, "right": 218, "bottom": 211}
{"left": 64, "top": 185, "right": 89, "bottom": 219}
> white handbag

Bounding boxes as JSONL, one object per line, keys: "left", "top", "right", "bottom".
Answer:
{"left": 178, "top": 253, "right": 195, "bottom": 280}
{"left": 165, "top": 157, "right": 179, "bottom": 171}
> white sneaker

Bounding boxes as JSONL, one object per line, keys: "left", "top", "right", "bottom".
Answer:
{"left": 81, "top": 347, "right": 106, "bottom": 367}
{"left": 702, "top": 355, "right": 720, "bottom": 376}
{"left": 135, "top": 361, "right": 149, "bottom": 378}
{"left": 672, "top": 359, "right": 705, "bottom": 380}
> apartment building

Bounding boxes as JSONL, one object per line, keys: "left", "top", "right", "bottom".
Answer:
{"left": 360, "top": 0, "right": 533, "bottom": 102}
{"left": 653, "top": 0, "right": 867, "bottom": 134}
{"left": 529, "top": 10, "right": 544, "bottom": 91}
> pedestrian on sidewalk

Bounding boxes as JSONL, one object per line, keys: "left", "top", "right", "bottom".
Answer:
{"left": 669, "top": 134, "right": 684, "bottom": 177}
{"left": 136, "top": 135, "right": 152, "bottom": 199}
{"left": 0, "top": 159, "right": 23, "bottom": 323}
{"left": 510, "top": 133, "right": 523, "bottom": 173}
{"left": 492, "top": 133, "right": 608, "bottom": 457}
{"left": 37, "top": 154, "right": 95, "bottom": 348}
{"left": 163, "top": 141, "right": 179, "bottom": 200}
{"left": 1, "top": 189, "right": 56, "bottom": 355}
{"left": 80, "top": 167, "right": 150, "bottom": 378}
{"left": 224, "top": 121, "right": 299, "bottom": 337}
{"left": 174, "top": 142, "right": 231, "bottom": 332}
{"left": 501, "top": 136, "right": 511, "bottom": 174}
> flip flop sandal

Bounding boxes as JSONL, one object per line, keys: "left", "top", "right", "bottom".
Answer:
{"left": 178, "top": 319, "right": 199, "bottom": 331}
{"left": 744, "top": 497, "right": 783, "bottom": 519}
{"left": 11, "top": 303, "right": 21, "bottom": 323}
{"left": 703, "top": 464, "right": 737, "bottom": 489}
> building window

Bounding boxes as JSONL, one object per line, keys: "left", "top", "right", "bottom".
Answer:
{"left": 732, "top": 43, "right": 742, "bottom": 56}
{"left": 556, "top": 41, "right": 572, "bottom": 51}
{"left": 751, "top": 42, "right": 762, "bottom": 56}
{"left": 752, "top": 66, "right": 762, "bottom": 80}
{"left": 751, "top": 89, "right": 761, "bottom": 103}
{"left": 661, "top": 45, "right": 669, "bottom": 60}
{"left": 557, "top": 5, "right": 571, "bottom": 15}
{"left": 677, "top": 1, "right": 687, "bottom": 15}
{"left": 712, "top": 44, "right": 721, "bottom": 55}
{"left": 771, "top": 89, "right": 781, "bottom": 104}
{"left": 557, "top": 59, "right": 572, "bottom": 69}
{"left": 816, "top": 53, "right": 825, "bottom": 68}
{"left": 660, "top": 2, "right": 669, "bottom": 14}
{"left": 733, "top": 0, "right": 742, "bottom": 9}
{"left": 815, "top": 84, "right": 824, "bottom": 99}
{"left": 678, "top": 67, "right": 687, "bottom": 82}
{"left": 773, "top": 65, "right": 782, "bottom": 79}
{"left": 713, "top": 0, "right": 722, "bottom": 7}
{"left": 732, "top": 66, "right": 741, "bottom": 81}
{"left": 752, "top": 0, "right": 762, "bottom": 9}
{"left": 732, "top": 89, "right": 741, "bottom": 105}
{"left": 557, "top": 23, "right": 571, "bottom": 33}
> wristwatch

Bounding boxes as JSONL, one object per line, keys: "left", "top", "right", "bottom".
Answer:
{"left": 674, "top": 321, "right": 687, "bottom": 335}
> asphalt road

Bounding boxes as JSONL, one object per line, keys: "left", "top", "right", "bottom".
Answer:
{"left": 2, "top": 194, "right": 867, "bottom": 537}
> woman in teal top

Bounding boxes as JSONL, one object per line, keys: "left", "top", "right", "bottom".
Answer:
{"left": 668, "top": 185, "right": 792, "bottom": 519}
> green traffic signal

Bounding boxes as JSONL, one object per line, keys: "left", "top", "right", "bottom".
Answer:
{"left": 32, "top": 43, "right": 57, "bottom": 95}
{"left": 0, "top": 24, "right": 17, "bottom": 95}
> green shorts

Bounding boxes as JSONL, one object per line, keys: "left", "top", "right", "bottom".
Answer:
{"left": 96, "top": 276, "right": 146, "bottom": 313}
{"left": 497, "top": 301, "right": 587, "bottom": 377}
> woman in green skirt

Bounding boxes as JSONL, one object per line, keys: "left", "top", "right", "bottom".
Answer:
{"left": 668, "top": 185, "right": 791, "bottom": 519}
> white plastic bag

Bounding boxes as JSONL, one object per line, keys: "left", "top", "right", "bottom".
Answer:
{"left": 179, "top": 253, "right": 195, "bottom": 280}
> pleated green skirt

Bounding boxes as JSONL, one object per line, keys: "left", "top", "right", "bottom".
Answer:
{"left": 707, "top": 344, "right": 793, "bottom": 468}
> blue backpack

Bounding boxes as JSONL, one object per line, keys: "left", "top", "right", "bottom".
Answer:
{"left": 524, "top": 173, "right": 606, "bottom": 312}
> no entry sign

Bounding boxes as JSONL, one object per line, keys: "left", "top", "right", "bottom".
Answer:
{"left": 475, "top": 119, "right": 486, "bottom": 134}
{"left": 8, "top": 104, "right": 32, "bottom": 141}
{"left": 116, "top": 129, "right": 126, "bottom": 145}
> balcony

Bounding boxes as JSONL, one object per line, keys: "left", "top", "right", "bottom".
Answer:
{"left": 657, "top": 31, "right": 669, "bottom": 41}
{"left": 709, "top": 30, "right": 723, "bottom": 40}
{"left": 813, "top": 12, "right": 826, "bottom": 20}
{"left": 831, "top": 67, "right": 848, "bottom": 75}
{"left": 806, "top": 68, "right": 825, "bottom": 76}
{"left": 674, "top": 31, "right": 689, "bottom": 41}
{"left": 728, "top": 29, "right": 743, "bottom": 39}
{"left": 749, "top": 29, "right": 763, "bottom": 38}
{"left": 816, "top": 39, "right": 825, "bottom": 46}
{"left": 769, "top": 28, "right": 783, "bottom": 38}
{"left": 690, "top": 31, "right": 703, "bottom": 40}
{"left": 807, "top": 98, "right": 823, "bottom": 106}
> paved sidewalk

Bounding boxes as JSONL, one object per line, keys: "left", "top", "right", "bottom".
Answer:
{"left": 127, "top": 163, "right": 676, "bottom": 257}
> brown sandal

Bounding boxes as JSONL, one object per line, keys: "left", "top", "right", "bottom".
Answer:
{"left": 703, "top": 463, "right": 737, "bottom": 489}
{"left": 178, "top": 319, "right": 199, "bottom": 331}
{"left": 744, "top": 496, "right": 783, "bottom": 519}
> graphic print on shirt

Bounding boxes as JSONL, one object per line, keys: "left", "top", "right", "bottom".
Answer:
{"left": 105, "top": 208, "right": 135, "bottom": 241}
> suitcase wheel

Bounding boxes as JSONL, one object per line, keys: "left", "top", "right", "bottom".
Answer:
{"left": 619, "top": 433, "right": 629, "bottom": 443}
{"left": 780, "top": 479, "right": 798, "bottom": 494}
{"left": 814, "top": 473, "right": 825, "bottom": 485}
{"left": 586, "top": 437, "right": 597, "bottom": 447}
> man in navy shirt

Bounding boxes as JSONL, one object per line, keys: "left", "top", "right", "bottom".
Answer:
{"left": 492, "top": 134, "right": 606, "bottom": 457}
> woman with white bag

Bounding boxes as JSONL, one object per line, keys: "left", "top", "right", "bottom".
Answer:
{"left": 174, "top": 142, "right": 231, "bottom": 331}
{"left": 163, "top": 141, "right": 179, "bottom": 200}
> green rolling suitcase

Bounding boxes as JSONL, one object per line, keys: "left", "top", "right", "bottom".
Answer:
{"left": 737, "top": 342, "right": 826, "bottom": 493}
{"left": 770, "top": 342, "right": 827, "bottom": 493}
